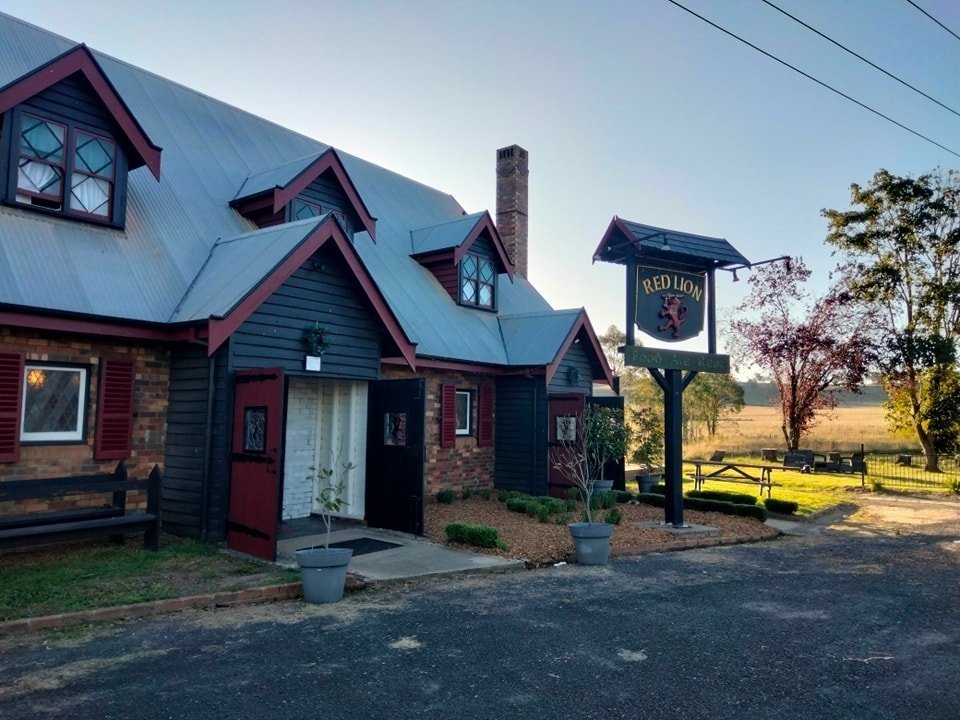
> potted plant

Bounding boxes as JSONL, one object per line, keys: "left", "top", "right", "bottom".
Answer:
{"left": 303, "top": 322, "right": 331, "bottom": 372}
{"left": 550, "top": 405, "right": 628, "bottom": 564}
{"left": 295, "top": 459, "right": 356, "bottom": 603}
{"left": 628, "top": 405, "right": 663, "bottom": 494}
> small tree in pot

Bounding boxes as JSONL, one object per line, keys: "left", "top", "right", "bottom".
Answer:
{"left": 550, "top": 405, "right": 629, "bottom": 564}
{"left": 296, "top": 459, "right": 356, "bottom": 603}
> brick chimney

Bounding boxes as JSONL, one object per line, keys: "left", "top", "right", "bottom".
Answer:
{"left": 496, "top": 145, "right": 529, "bottom": 278}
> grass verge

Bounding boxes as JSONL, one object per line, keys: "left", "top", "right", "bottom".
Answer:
{"left": 0, "top": 535, "right": 300, "bottom": 622}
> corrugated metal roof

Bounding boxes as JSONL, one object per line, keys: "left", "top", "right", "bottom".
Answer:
{"left": 500, "top": 310, "right": 581, "bottom": 365}
{"left": 233, "top": 153, "right": 321, "bottom": 200}
{"left": 0, "top": 13, "right": 586, "bottom": 368}
{"left": 410, "top": 212, "right": 483, "bottom": 255}
{"left": 171, "top": 217, "right": 324, "bottom": 322}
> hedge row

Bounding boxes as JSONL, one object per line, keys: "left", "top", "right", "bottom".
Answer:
{"left": 764, "top": 497, "right": 799, "bottom": 515}
{"left": 636, "top": 492, "right": 768, "bottom": 522}
{"left": 445, "top": 522, "right": 502, "bottom": 548}
{"left": 687, "top": 489, "right": 758, "bottom": 505}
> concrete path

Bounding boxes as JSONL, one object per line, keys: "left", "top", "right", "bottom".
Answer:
{"left": 2, "top": 493, "right": 958, "bottom": 719}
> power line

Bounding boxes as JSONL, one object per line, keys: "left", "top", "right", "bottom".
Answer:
{"left": 904, "top": 0, "right": 960, "bottom": 44}
{"left": 664, "top": 0, "right": 960, "bottom": 160}
{"left": 760, "top": 0, "right": 960, "bottom": 120}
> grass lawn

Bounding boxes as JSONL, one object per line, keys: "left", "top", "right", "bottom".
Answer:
{"left": 0, "top": 535, "right": 300, "bottom": 622}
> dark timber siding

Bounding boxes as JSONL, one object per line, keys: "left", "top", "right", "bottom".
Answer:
{"left": 22, "top": 74, "right": 113, "bottom": 130}
{"left": 162, "top": 344, "right": 229, "bottom": 541}
{"left": 418, "top": 249, "right": 457, "bottom": 300}
{"left": 230, "top": 244, "right": 382, "bottom": 380}
{"left": 494, "top": 376, "right": 547, "bottom": 495}
{"left": 297, "top": 174, "right": 353, "bottom": 235}
{"left": 548, "top": 337, "right": 594, "bottom": 394}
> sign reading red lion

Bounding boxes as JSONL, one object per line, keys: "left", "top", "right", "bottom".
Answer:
{"left": 635, "top": 266, "right": 706, "bottom": 342}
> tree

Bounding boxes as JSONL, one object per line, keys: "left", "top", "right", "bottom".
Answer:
{"left": 823, "top": 169, "right": 960, "bottom": 470}
{"left": 730, "top": 259, "right": 874, "bottom": 451}
{"left": 685, "top": 373, "right": 745, "bottom": 437}
{"left": 598, "top": 324, "right": 644, "bottom": 396}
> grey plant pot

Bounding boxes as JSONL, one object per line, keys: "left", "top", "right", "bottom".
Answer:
{"left": 593, "top": 479, "right": 614, "bottom": 494}
{"left": 568, "top": 522, "right": 614, "bottom": 565}
{"left": 295, "top": 547, "right": 353, "bottom": 603}
{"left": 636, "top": 474, "right": 657, "bottom": 494}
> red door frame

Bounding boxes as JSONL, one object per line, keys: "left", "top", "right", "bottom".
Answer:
{"left": 547, "top": 393, "right": 586, "bottom": 497}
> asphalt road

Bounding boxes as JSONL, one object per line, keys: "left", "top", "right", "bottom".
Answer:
{"left": 1, "top": 496, "right": 958, "bottom": 720}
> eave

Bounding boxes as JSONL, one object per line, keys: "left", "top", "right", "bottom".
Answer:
{"left": 544, "top": 309, "right": 615, "bottom": 389}
{"left": 0, "top": 44, "right": 162, "bottom": 180}
{"left": 0, "top": 307, "right": 203, "bottom": 343}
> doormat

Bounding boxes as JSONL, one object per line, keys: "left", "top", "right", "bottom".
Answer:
{"left": 298, "top": 537, "right": 402, "bottom": 557}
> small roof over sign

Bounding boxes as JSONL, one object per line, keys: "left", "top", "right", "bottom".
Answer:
{"left": 593, "top": 217, "right": 749, "bottom": 271}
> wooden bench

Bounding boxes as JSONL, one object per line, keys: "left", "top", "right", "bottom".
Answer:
{"left": 687, "top": 460, "right": 781, "bottom": 498}
{"left": 0, "top": 462, "right": 161, "bottom": 550}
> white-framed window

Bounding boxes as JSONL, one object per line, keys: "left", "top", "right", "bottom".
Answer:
{"left": 455, "top": 390, "right": 472, "bottom": 436}
{"left": 20, "top": 363, "right": 88, "bottom": 443}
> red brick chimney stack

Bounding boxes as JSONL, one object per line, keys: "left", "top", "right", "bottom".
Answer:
{"left": 496, "top": 145, "right": 529, "bottom": 278}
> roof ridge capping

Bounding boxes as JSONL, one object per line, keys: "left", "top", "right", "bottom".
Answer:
{"left": 0, "top": 42, "right": 162, "bottom": 179}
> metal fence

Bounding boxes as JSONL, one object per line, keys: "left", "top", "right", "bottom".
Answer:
{"left": 865, "top": 452, "right": 959, "bottom": 490}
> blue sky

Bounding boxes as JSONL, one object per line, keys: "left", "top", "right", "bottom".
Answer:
{"left": 4, "top": 0, "right": 959, "bottom": 352}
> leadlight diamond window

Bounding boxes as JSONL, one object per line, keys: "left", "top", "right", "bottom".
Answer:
{"left": 70, "top": 131, "right": 115, "bottom": 217}
{"left": 460, "top": 253, "right": 495, "bottom": 309}
{"left": 17, "top": 115, "right": 66, "bottom": 205}
{"left": 292, "top": 199, "right": 321, "bottom": 221}
{"left": 21, "top": 364, "right": 88, "bottom": 442}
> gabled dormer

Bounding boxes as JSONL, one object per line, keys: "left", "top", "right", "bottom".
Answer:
{"left": 410, "top": 211, "right": 515, "bottom": 311}
{"left": 0, "top": 44, "right": 162, "bottom": 228}
{"left": 231, "top": 147, "right": 376, "bottom": 239}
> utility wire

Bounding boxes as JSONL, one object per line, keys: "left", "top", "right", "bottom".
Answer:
{"left": 664, "top": 0, "right": 960, "bottom": 160}
{"left": 760, "top": 0, "right": 960, "bottom": 119}
{"left": 904, "top": 0, "right": 960, "bottom": 44}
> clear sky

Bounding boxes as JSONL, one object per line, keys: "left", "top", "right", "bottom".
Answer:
{"left": 3, "top": 0, "right": 959, "bottom": 353}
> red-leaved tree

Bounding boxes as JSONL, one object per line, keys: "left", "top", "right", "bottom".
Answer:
{"left": 729, "top": 259, "right": 875, "bottom": 450}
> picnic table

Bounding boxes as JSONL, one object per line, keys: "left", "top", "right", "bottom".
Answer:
{"left": 687, "top": 459, "right": 781, "bottom": 498}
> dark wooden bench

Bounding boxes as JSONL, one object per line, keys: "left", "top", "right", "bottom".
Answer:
{"left": 0, "top": 462, "right": 161, "bottom": 550}
{"left": 687, "top": 460, "right": 781, "bottom": 498}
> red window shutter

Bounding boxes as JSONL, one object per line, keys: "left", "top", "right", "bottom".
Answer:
{"left": 95, "top": 356, "right": 136, "bottom": 460}
{"left": 440, "top": 384, "right": 456, "bottom": 448}
{"left": 477, "top": 384, "right": 494, "bottom": 447}
{"left": 0, "top": 352, "right": 24, "bottom": 463}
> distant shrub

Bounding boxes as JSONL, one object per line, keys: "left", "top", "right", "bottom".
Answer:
{"left": 436, "top": 488, "right": 455, "bottom": 504}
{"left": 687, "top": 489, "right": 757, "bottom": 505}
{"left": 637, "top": 492, "right": 665, "bottom": 507}
{"left": 497, "top": 490, "right": 509, "bottom": 502}
{"left": 477, "top": 488, "right": 492, "bottom": 501}
{"left": 533, "top": 496, "right": 566, "bottom": 514}
{"left": 566, "top": 487, "right": 581, "bottom": 503}
{"left": 445, "top": 522, "right": 501, "bottom": 548}
{"left": 615, "top": 490, "right": 634, "bottom": 504}
{"left": 604, "top": 506, "right": 623, "bottom": 525}
{"left": 535, "top": 505, "right": 551, "bottom": 523}
{"left": 764, "top": 498, "right": 799, "bottom": 515}
{"left": 460, "top": 487, "right": 473, "bottom": 501}
{"left": 636, "top": 493, "right": 767, "bottom": 521}
{"left": 594, "top": 491, "right": 617, "bottom": 510}
{"left": 506, "top": 497, "right": 538, "bottom": 515}
{"left": 650, "top": 484, "right": 667, "bottom": 495}
{"left": 508, "top": 490, "right": 528, "bottom": 500}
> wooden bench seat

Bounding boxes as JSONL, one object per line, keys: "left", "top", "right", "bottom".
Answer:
{"left": 687, "top": 473, "right": 782, "bottom": 497}
{"left": 0, "top": 462, "right": 162, "bottom": 551}
{"left": 687, "top": 459, "right": 781, "bottom": 498}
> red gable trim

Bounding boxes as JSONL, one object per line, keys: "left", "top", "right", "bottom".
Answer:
{"left": 544, "top": 309, "right": 615, "bottom": 389}
{"left": 592, "top": 216, "right": 637, "bottom": 263}
{"left": 0, "top": 44, "right": 162, "bottom": 180}
{"left": 233, "top": 148, "right": 377, "bottom": 240}
{"left": 455, "top": 211, "right": 515, "bottom": 282}
{"left": 207, "top": 217, "right": 416, "bottom": 369}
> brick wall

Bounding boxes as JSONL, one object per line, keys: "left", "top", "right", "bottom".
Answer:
{"left": 0, "top": 328, "right": 170, "bottom": 488}
{"left": 381, "top": 366, "right": 495, "bottom": 496}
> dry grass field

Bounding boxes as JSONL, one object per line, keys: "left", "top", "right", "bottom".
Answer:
{"left": 686, "top": 405, "right": 910, "bottom": 457}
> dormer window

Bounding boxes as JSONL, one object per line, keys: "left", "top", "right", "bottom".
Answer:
{"left": 460, "top": 253, "right": 496, "bottom": 309}
{"left": 10, "top": 111, "right": 122, "bottom": 224}
{"left": 290, "top": 198, "right": 347, "bottom": 228}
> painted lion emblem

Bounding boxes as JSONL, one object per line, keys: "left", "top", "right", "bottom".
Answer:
{"left": 658, "top": 294, "right": 688, "bottom": 337}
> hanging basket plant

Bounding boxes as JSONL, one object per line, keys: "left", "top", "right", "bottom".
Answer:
{"left": 304, "top": 323, "right": 332, "bottom": 356}
{"left": 566, "top": 366, "right": 582, "bottom": 386}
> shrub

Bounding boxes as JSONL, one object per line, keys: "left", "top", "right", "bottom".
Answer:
{"left": 445, "top": 522, "right": 501, "bottom": 548}
{"left": 594, "top": 491, "right": 617, "bottom": 510}
{"left": 764, "top": 498, "right": 799, "bottom": 515}
{"left": 508, "top": 490, "right": 528, "bottom": 500}
{"left": 615, "top": 490, "right": 634, "bottom": 504}
{"left": 497, "top": 490, "right": 509, "bottom": 502}
{"left": 564, "top": 498, "right": 577, "bottom": 512}
{"left": 460, "top": 487, "right": 473, "bottom": 501}
{"left": 555, "top": 513, "right": 572, "bottom": 525}
{"left": 637, "top": 492, "right": 665, "bottom": 507}
{"left": 687, "top": 489, "right": 757, "bottom": 505}
{"left": 506, "top": 497, "right": 537, "bottom": 514}
{"left": 477, "top": 488, "right": 492, "bottom": 501}
{"left": 533, "top": 496, "right": 566, "bottom": 515}
{"left": 535, "top": 505, "right": 551, "bottom": 523}
{"left": 436, "top": 488, "right": 455, "bottom": 504}
{"left": 604, "top": 506, "right": 623, "bottom": 525}
{"left": 650, "top": 484, "right": 667, "bottom": 495}
{"left": 952, "top": 477, "right": 960, "bottom": 495}
{"left": 566, "top": 487, "right": 580, "bottom": 503}
{"left": 496, "top": 539, "right": 509, "bottom": 551}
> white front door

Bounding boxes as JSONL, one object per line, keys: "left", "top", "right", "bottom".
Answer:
{"left": 282, "top": 378, "right": 368, "bottom": 521}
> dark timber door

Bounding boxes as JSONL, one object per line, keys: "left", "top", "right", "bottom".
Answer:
{"left": 366, "top": 378, "right": 425, "bottom": 535}
{"left": 226, "top": 368, "right": 284, "bottom": 560}
{"left": 547, "top": 393, "right": 586, "bottom": 497}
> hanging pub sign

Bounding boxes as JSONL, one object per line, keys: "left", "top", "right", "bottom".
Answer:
{"left": 635, "top": 266, "right": 706, "bottom": 342}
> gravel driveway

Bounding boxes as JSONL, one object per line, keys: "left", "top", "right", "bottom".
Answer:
{"left": 1, "top": 494, "right": 957, "bottom": 720}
